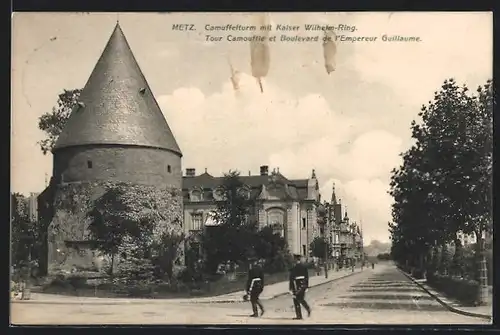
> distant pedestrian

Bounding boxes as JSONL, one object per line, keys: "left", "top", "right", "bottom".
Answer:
{"left": 245, "top": 258, "right": 265, "bottom": 317}
{"left": 372, "top": 262, "right": 375, "bottom": 269}
{"left": 289, "top": 254, "right": 311, "bottom": 320}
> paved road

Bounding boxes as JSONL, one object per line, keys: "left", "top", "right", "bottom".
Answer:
{"left": 11, "top": 264, "right": 489, "bottom": 325}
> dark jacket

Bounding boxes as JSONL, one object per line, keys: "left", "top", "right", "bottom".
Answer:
{"left": 289, "top": 263, "right": 309, "bottom": 292}
{"left": 246, "top": 266, "right": 264, "bottom": 293}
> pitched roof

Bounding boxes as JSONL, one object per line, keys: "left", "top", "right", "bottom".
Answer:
{"left": 53, "top": 23, "right": 182, "bottom": 156}
{"left": 182, "top": 172, "right": 310, "bottom": 201}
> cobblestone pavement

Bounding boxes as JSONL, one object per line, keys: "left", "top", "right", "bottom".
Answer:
{"left": 10, "top": 264, "right": 489, "bottom": 325}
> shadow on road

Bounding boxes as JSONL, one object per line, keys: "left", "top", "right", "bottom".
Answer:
{"left": 349, "top": 287, "right": 421, "bottom": 293}
{"left": 351, "top": 284, "right": 415, "bottom": 288}
{"left": 322, "top": 271, "right": 447, "bottom": 312}
{"left": 321, "top": 301, "right": 445, "bottom": 312}
{"left": 261, "top": 316, "right": 298, "bottom": 321}
{"left": 341, "top": 294, "right": 434, "bottom": 301}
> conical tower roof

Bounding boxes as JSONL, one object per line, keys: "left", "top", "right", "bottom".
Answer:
{"left": 53, "top": 23, "right": 182, "bottom": 156}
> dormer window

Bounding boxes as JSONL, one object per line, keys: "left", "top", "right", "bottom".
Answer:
{"left": 190, "top": 189, "right": 202, "bottom": 202}
{"left": 213, "top": 187, "right": 225, "bottom": 201}
{"left": 238, "top": 186, "right": 251, "bottom": 200}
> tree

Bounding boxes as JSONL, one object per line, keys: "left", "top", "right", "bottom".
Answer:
{"left": 253, "top": 226, "right": 286, "bottom": 260}
{"left": 201, "top": 170, "right": 257, "bottom": 273}
{"left": 439, "top": 244, "right": 451, "bottom": 275}
{"left": 11, "top": 193, "right": 42, "bottom": 278}
{"left": 87, "top": 183, "right": 184, "bottom": 281}
{"left": 309, "top": 237, "right": 331, "bottom": 260}
{"left": 11, "top": 194, "right": 34, "bottom": 268}
{"left": 389, "top": 78, "right": 492, "bottom": 303}
{"left": 38, "top": 89, "right": 81, "bottom": 155}
{"left": 113, "top": 235, "right": 155, "bottom": 291}
{"left": 253, "top": 226, "right": 288, "bottom": 272}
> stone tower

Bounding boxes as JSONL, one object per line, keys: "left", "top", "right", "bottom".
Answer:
{"left": 40, "top": 23, "right": 182, "bottom": 274}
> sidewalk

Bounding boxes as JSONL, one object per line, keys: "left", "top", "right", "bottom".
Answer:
{"left": 12, "top": 267, "right": 365, "bottom": 305}
{"left": 399, "top": 268, "right": 492, "bottom": 321}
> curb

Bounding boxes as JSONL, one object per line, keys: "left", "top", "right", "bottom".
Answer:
{"left": 398, "top": 268, "right": 492, "bottom": 321}
{"left": 11, "top": 269, "right": 365, "bottom": 306}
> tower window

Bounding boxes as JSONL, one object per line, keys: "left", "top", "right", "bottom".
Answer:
{"left": 302, "top": 218, "right": 306, "bottom": 229}
{"left": 87, "top": 160, "right": 93, "bottom": 168}
{"left": 167, "top": 165, "right": 172, "bottom": 173}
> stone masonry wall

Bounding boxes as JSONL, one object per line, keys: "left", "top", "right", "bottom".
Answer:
{"left": 53, "top": 145, "right": 182, "bottom": 189}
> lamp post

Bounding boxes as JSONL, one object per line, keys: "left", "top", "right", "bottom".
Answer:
{"left": 20, "top": 235, "right": 33, "bottom": 300}
{"left": 351, "top": 226, "right": 355, "bottom": 272}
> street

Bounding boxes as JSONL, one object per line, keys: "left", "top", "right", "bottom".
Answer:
{"left": 11, "top": 264, "right": 489, "bottom": 325}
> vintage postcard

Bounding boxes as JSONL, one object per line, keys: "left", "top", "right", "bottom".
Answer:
{"left": 10, "top": 12, "right": 493, "bottom": 325}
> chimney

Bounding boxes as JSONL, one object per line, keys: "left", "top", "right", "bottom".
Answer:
{"left": 260, "top": 165, "right": 269, "bottom": 176}
{"left": 186, "top": 168, "right": 196, "bottom": 177}
{"left": 28, "top": 193, "right": 38, "bottom": 222}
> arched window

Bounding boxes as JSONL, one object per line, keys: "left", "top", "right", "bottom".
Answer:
{"left": 267, "top": 208, "right": 285, "bottom": 236}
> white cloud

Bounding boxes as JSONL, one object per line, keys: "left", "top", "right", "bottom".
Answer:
{"left": 349, "top": 12, "right": 493, "bottom": 105}
{"left": 320, "top": 178, "right": 394, "bottom": 244}
{"left": 337, "top": 130, "right": 403, "bottom": 180}
{"left": 158, "top": 72, "right": 403, "bottom": 243}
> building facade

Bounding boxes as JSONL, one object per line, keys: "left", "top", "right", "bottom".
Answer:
{"left": 322, "top": 184, "right": 364, "bottom": 267}
{"left": 182, "top": 166, "right": 322, "bottom": 258}
{"left": 456, "top": 230, "right": 492, "bottom": 248}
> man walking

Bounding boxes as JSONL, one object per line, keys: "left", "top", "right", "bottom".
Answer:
{"left": 246, "top": 258, "right": 265, "bottom": 317}
{"left": 289, "top": 254, "right": 311, "bottom": 320}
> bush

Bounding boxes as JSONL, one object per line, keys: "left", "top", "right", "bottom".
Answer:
{"left": 263, "top": 252, "right": 292, "bottom": 273}
{"left": 427, "top": 274, "right": 480, "bottom": 306}
{"left": 43, "top": 272, "right": 89, "bottom": 291}
{"left": 67, "top": 275, "right": 88, "bottom": 289}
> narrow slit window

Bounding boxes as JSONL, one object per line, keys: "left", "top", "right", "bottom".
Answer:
{"left": 87, "top": 160, "right": 93, "bottom": 169}
{"left": 167, "top": 165, "right": 172, "bottom": 173}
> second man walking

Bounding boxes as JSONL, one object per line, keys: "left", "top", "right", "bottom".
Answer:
{"left": 289, "top": 254, "right": 311, "bottom": 320}
{"left": 246, "top": 259, "right": 265, "bottom": 317}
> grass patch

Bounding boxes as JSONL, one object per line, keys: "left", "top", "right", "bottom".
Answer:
{"left": 426, "top": 273, "right": 480, "bottom": 307}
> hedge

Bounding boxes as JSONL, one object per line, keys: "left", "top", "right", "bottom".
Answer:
{"left": 426, "top": 273, "right": 480, "bottom": 306}
{"left": 40, "top": 268, "right": 319, "bottom": 299}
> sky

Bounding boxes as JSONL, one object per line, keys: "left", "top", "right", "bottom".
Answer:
{"left": 11, "top": 12, "right": 492, "bottom": 244}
